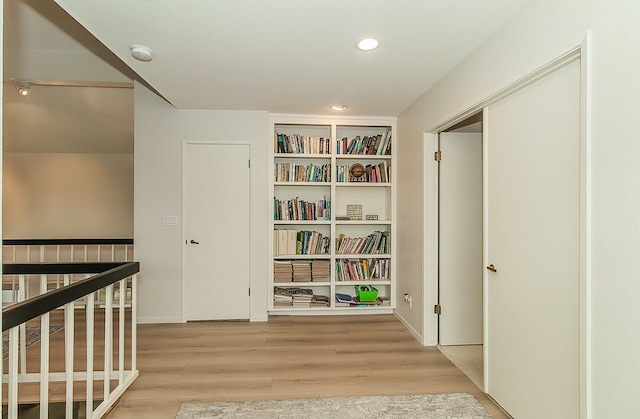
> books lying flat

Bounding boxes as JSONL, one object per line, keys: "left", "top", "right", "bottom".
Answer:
{"left": 311, "top": 260, "right": 330, "bottom": 282}
{"left": 292, "top": 260, "right": 312, "bottom": 282}
{"left": 274, "top": 286, "right": 329, "bottom": 308}
{"left": 274, "top": 260, "right": 293, "bottom": 283}
{"left": 335, "top": 293, "right": 355, "bottom": 306}
{"left": 274, "top": 260, "right": 332, "bottom": 283}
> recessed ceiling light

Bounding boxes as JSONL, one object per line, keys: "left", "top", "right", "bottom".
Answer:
{"left": 356, "top": 38, "right": 381, "bottom": 52}
{"left": 330, "top": 104, "right": 348, "bottom": 111}
{"left": 130, "top": 45, "right": 153, "bottom": 62}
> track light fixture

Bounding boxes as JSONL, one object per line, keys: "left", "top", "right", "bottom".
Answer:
{"left": 17, "top": 82, "right": 30, "bottom": 96}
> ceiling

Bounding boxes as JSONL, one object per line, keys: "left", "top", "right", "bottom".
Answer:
{"left": 18, "top": 0, "right": 532, "bottom": 117}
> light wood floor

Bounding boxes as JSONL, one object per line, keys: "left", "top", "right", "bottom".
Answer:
{"left": 106, "top": 315, "right": 507, "bottom": 418}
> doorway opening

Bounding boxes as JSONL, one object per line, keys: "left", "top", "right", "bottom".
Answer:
{"left": 436, "top": 111, "right": 484, "bottom": 390}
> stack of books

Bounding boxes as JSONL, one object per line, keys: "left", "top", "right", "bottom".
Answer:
{"left": 292, "top": 260, "right": 312, "bottom": 282}
{"left": 273, "top": 286, "right": 294, "bottom": 307}
{"left": 311, "top": 260, "right": 331, "bottom": 282}
{"left": 291, "top": 288, "right": 314, "bottom": 308}
{"left": 273, "top": 261, "right": 293, "bottom": 283}
{"left": 311, "top": 294, "right": 330, "bottom": 308}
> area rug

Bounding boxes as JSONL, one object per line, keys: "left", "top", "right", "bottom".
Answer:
{"left": 175, "top": 393, "right": 493, "bottom": 418}
{"left": 2, "top": 325, "right": 64, "bottom": 359}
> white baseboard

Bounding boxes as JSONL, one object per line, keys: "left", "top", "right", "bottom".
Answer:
{"left": 137, "top": 316, "right": 183, "bottom": 324}
{"left": 251, "top": 315, "right": 268, "bottom": 322}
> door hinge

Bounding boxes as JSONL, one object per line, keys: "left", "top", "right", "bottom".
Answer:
{"left": 248, "top": 159, "right": 251, "bottom": 168}
{"left": 248, "top": 287, "right": 251, "bottom": 296}
{"left": 434, "top": 151, "right": 442, "bottom": 162}
{"left": 434, "top": 304, "right": 442, "bottom": 315}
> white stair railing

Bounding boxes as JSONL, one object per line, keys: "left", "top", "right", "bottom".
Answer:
{"left": 1, "top": 262, "right": 139, "bottom": 418}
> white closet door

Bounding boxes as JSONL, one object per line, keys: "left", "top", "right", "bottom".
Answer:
{"left": 485, "top": 60, "right": 580, "bottom": 418}
{"left": 439, "top": 132, "right": 483, "bottom": 345}
{"left": 184, "top": 142, "right": 250, "bottom": 321}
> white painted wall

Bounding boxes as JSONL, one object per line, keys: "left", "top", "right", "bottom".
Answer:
{"left": 0, "top": 0, "right": 4, "bottom": 274}
{"left": 394, "top": 116, "right": 425, "bottom": 340}
{"left": 134, "top": 82, "right": 268, "bottom": 323}
{"left": 3, "top": 152, "right": 133, "bottom": 238}
{"left": 397, "top": 0, "right": 640, "bottom": 416}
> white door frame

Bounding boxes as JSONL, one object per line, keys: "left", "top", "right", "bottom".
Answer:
{"left": 422, "top": 34, "right": 591, "bottom": 418}
{"left": 181, "top": 139, "right": 254, "bottom": 323}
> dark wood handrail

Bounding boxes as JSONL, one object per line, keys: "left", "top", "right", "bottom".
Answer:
{"left": 2, "top": 262, "right": 139, "bottom": 332}
{"left": 3, "top": 238, "right": 133, "bottom": 246}
{"left": 3, "top": 262, "right": 128, "bottom": 275}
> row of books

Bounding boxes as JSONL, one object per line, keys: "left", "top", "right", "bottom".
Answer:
{"left": 336, "top": 133, "right": 392, "bottom": 155}
{"left": 275, "top": 133, "right": 332, "bottom": 154}
{"left": 273, "top": 286, "right": 330, "bottom": 308}
{"left": 335, "top": 231, "right": 390, "bottom": 254}
{"left": 274, "top": 196, "right": 331, "bottom": 221}
{"left": 274, "top": 229, "right": 331, "bottom": 256}
{"left": 273, "top": 260, "right": 331, "bottom": 283}
{"left": 336, "top": 162, "right": 390, "bottom": 183}
{"left": 335, "top": 258, "right": 390, "bottom": 281}
{"left": 275, "top": 162, "right": 331, "bottom": 183}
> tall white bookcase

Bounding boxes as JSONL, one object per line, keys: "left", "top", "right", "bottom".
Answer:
{"left": 268, "top": 114, "right": 396, "bottom": 315}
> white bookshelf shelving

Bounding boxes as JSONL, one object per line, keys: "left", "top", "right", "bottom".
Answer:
{"left": 269, "top": 114, "right": 396, "bottom": 314}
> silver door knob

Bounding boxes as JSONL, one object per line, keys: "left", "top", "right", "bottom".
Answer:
{"left": 486, "top": 264, "right": 497, "bottom": 272}
{"left": 190, "top": 239, "right": 200, "bottom": 244}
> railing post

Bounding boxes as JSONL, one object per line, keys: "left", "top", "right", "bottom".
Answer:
{"left": 86, "top": 292, "right": 95, "bottom": 419}
{"left": 132, "top": 274, "right": 137, "bottom": 372}
{"left": 64, "top": 274, "right": 75, "bottom": 418}
{"left": 9, "top": 327, "right": 20, "bottom": 419}
{"left": 18, "top": 274, "right": 27, "bottom": 375}
{"left": 118, "top": 278, "right": 126, "bottom": 384}
{"left": 104, "top": 283, "right": 114, "bottom": 401}
{"left": 39, "top": 275, "right": 50, "bottom": 419}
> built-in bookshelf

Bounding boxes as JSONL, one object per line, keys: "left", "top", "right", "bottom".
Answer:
{"left": 269, "top": 115, "right": 396, "bottom": 314}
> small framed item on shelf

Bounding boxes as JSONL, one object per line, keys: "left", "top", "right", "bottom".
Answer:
{"left": 346, "top": 204, "right": 363, "bottom": 220}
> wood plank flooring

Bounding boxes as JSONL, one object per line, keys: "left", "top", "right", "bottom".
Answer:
{"left": 106, "top": 315, "right": 507, "bottom": 418}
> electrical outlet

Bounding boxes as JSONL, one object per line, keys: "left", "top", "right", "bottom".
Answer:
{"left": 403, "top": 293, "right": 413, "bottom": 308}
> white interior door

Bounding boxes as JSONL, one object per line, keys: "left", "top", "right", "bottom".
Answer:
{"left": 184, "top": 142, "right": 250, "bottom": 321}
{"left": 485, "top": 60, "right": 580, "bottom": 418}
{"left": 439, "top": 132, "right": 483, "bottom": 345}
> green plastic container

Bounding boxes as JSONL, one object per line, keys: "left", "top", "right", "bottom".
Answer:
{"left": 355, "top": 285, "right": 378, "bottom": 301}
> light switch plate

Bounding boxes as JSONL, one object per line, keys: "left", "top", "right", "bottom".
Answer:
{"left": 162, "top": 216, "right": 178, "bottom": 226}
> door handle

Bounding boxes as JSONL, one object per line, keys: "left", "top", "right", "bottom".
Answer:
{"left": 190, "top": 239, "right": 200, "bottom": 245}
{"left": 486, "top": 264, "right": 497, "bottom": 273}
